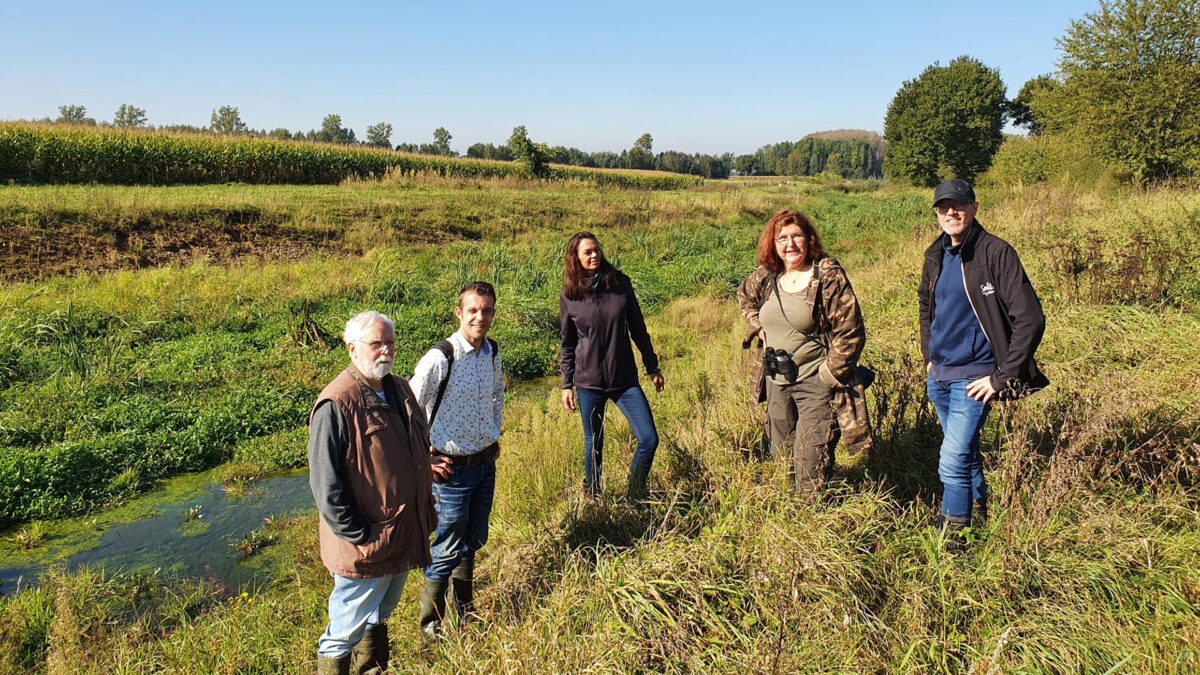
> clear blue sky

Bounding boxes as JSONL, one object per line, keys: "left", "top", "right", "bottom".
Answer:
{"left": 1, "top": 0, "right": 1099, "bottom": 156}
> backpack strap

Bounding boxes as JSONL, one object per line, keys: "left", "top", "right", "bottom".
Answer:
{"left": 429, "top": 338, "right": 499, "bottom": 425}
{"left": 429, "top": 340, "right": 455, "bottom": 426}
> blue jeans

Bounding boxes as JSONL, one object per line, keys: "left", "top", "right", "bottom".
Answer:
{"left": 926, "top": 377, "right": 991, "bottom": 520}
{"left": 576, "top": 385, "right": 659, "bottom": 493}
{"left": 423, "top": 459, "right": 496, "bottom": 580}
{"left": 317, "top": 572, "right": 408, "bottom": 658}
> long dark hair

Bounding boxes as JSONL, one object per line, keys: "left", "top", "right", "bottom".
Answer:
{"left": 756, "top": 210, "right": 826, "bottom": 274}
{"left": 563, "top": 231, "right": 621, "bottom": 301}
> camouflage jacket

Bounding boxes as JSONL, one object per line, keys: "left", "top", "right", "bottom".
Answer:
{"left": 737, "top": 258, "right": 875, "bottom": 454}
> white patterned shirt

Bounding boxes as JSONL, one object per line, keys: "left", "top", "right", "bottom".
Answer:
{"left": 410, "top": 331, "right": 504, "bottom": 456}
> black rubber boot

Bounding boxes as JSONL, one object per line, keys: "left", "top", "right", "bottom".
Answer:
{"left": 936, "top": 513, "right": 972, "bottom": 552}
{"left": 450, "top": 553, "right": 476, "bottom": 623}
{"left": 627, "top": 464, "right": 650, "bottom": 500}
{"left": 350, "top": 623, "right": 389, "bottom": 675}
{"left": 316, "top": 654, "right": 351, "bottom": 675}
{"left": 418, "top": 576, "right": 449, "bottom": 641}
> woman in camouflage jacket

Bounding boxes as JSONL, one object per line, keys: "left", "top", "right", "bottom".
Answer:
{"left": 737, "top": 210, "right": 874, "bottom": 493}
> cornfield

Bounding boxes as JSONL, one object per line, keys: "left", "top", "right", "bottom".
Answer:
{"left": 0, "top": 123, "right": 701, "bottom": 190}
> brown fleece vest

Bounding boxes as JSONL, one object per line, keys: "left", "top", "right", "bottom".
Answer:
{"left": 310, "top": 367, "right": 436, "bottom": 578}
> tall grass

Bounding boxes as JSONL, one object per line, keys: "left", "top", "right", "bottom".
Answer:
{"left": 0, "top": 181, "right": 1197, "bottom": 672}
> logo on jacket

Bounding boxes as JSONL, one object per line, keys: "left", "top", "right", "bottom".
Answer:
{"left": 980, "top": 282, "right": 995, "bottom": 296}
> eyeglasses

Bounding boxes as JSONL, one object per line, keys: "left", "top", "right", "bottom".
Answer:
{"left": 774, "top": 235, "right": 806, "bottom": 246}
{"left": 934, "top": 201, "right": 972, "bottom": 215}
{"left": 357, "top": 339, "right": 395, "bottom": 350}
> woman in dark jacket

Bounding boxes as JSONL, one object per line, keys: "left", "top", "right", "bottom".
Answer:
{"left": 737, "top": 210, "right": 869, "bottom": 495}
{"left": 560, "top": 231, "right": 665, "bottom": 498}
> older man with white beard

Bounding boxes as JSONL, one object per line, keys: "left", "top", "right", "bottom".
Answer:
{"left": 308, "top": 310, "right": 441, "bottom": 675}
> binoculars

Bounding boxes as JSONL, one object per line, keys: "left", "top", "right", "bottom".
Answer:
{"left": 762, "top": 346, "right": 799, "bottom": 383}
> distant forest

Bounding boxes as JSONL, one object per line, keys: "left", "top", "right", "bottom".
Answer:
{"left": 734, "top": 130, "right": 886, "bottom": 179}
{"left": 466, "top": 129, "right": 885, "bottom": 180}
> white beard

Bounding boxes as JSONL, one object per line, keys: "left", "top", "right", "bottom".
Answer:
{"left": 355, "top": 355, "right": 393, "bottom": 381}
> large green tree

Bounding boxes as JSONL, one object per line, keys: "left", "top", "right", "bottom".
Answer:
{"left": 1008, "top": 75, "right": 1058, "bottom": 136}
{"left": 507, "top": 125, "right": 551, "bottom": 178}
{"left": 365, "top": 122, "right": 393, "bottom": 148}
{"left": 316, "top": 114, "right": 355, "bottom": 144}
{"left": 56, "top": 105, "right": 95, "bottom": 125}
{"left": 883, "top": 56, "right": 1007, "bottom": 186}
{"left": 210, "top": 106, "right": 247, "bottom": 135}
{"left": 1035, "top": 0, "right": 1200, "bottom": 182}
{"left": 627, "top": 133, "right": 654, "bottom": 170}
{"left": 113, "top": 104, "right": 147, "bottom": 128}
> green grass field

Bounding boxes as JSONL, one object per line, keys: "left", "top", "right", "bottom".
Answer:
{"left": 0, "top": 176, "right": 1197, "bottom": 673}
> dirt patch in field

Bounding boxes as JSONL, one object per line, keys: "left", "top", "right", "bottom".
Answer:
{"left": 0, "top": 213, "right": 474, "bottom": 283}
{"left": 0, "top": 218, "right": 347, "bottom": 283}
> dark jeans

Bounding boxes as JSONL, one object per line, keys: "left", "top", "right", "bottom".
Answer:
{"left": 926, "top": 376, "right": 990, "bottom": 520}
{"left": 576, "top": 385, "right": 659, "bottom": 494}
{"left": 765, "top": 372, "right": 834, "bottom": 492}
{"left": 423, "top": 459, "right": 496, "bottom": 580}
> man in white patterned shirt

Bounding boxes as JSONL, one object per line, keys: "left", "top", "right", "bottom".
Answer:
{"left": 409, "top": 281, "right": 504, "bottom": 639}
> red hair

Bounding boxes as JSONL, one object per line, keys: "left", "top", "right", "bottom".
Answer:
{"left": 755, "top": 210, "right": 825, "bottom": 274}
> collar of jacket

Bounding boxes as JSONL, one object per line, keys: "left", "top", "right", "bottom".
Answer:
{"left": 928, "top": 220, "right": 986, "bottom": 263}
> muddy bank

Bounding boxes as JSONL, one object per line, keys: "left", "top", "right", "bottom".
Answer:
{"left": 0, "top": 215, "right": 340, "bottom": 283}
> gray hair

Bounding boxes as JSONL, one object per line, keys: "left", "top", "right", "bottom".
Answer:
{"left": 343, "top": 310, "right": 394, "bottom": 345}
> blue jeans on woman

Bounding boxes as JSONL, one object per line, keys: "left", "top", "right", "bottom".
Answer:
{"left": 576, "top": 385, "right": 659, "bottom": 494}
{"left": 926, "top": 377, "right": 990, "bottom": 520}
{"left": 423, "top": 459, "right": 496, "bottom": 581}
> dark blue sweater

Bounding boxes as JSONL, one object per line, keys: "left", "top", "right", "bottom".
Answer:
{"left": 929, "top": 238, "right": 995, "bottom": 381}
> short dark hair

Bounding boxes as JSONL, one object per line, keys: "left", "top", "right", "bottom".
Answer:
{"left": 458, "top": 281, "right": 496, "bottom": 307}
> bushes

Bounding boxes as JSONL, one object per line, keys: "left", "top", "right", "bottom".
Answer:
{"left": 979, "top": 134, "right": 1126, "bottom": 188}
{"left": 0, "top": 123, "right": 700, "bottom": 190}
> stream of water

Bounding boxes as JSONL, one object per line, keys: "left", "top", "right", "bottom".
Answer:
{"left": 0, "top": 473, "right": 314, "bottom": 594}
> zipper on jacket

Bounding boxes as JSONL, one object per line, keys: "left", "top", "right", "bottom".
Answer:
{"left": 960, "top": 259, "right": 996, "bottom": 356}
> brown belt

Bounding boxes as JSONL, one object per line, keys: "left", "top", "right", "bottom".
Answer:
{"left": 435, "top": 441, "right": 499, "bottom": 467}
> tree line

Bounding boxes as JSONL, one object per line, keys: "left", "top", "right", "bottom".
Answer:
{"left": 35, "top": 105, "right": 894, "bottom": 182}
{"left": 883, "top": 0, "right": 1199, "bottom": 186}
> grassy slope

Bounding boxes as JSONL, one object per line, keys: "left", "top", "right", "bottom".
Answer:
{"left": 0, "top": 179, "right": 1198, "bottom": 673}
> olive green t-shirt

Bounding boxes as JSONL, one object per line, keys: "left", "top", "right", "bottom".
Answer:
{"left": 760, "top": 286, "right": 824, "bottom": 384}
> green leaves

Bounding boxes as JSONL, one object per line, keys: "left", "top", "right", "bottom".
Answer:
{"left": 883, "top": 56, "right": 1007, "bottom": 187}
{"left": 1037, "top": 0, "right": 1200, "bottom": 183}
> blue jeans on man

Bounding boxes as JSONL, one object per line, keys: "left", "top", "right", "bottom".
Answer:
{"left": 424, "top": 460, "right": 496, "bottom": 581}
{"left": 926, "top": 377, "right": 990, "bottom": 520}
{"left": 576, "top": 385, "right": 659, "bottom": 494}
{"left": 317, "top": 572, "right": 407, "bottom": 658}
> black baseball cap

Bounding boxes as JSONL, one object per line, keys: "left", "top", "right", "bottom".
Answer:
{"left": 932, "top": 179, "right": 976, "bottom": 206}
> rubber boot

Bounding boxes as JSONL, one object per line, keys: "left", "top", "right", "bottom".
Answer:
{"left": 418, "top": 576, "right": 449, "bottom": 641}
{"left": 316, "top": 654, "right": 351, "bottom": 675}
{"left": 450, "top": 553, "right": 476, "bottom": 623}
{"left": 627, "top": 464, "right": 650, "bottom": 500}
{"left": 350, "top": 623, "right": 389, "bottom": 675}
{"left": 936, "top": 513, "right": 971, "bottom": 552}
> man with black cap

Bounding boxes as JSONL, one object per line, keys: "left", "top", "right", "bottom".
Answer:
{"left": 918, "top": 178, "right": 1048, "bottom": 546}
